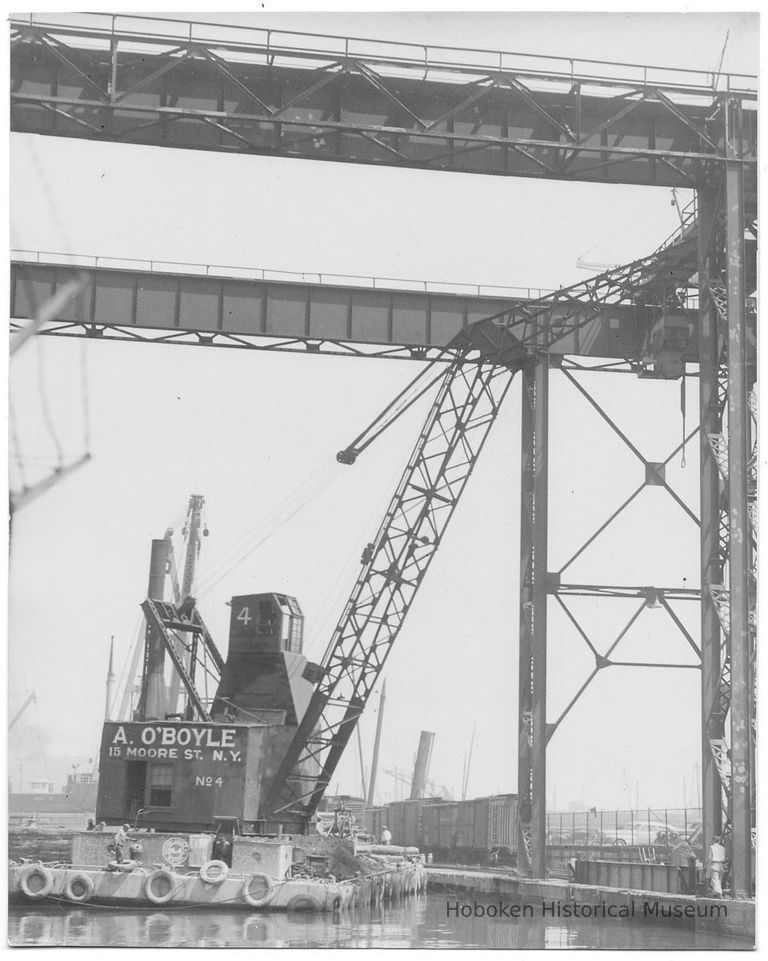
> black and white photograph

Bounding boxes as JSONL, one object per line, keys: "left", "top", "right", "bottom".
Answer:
{"left": 7, "top": 6, "right": 758, "bottom": 950}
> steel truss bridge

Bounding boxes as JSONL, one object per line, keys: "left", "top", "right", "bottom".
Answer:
{"left": 10, "top": 15, "right": 757, "bottom": 897}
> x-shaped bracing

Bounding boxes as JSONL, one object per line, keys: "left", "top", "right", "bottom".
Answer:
{"left": 547, "top": 367, "right": 703, "bottom": 740}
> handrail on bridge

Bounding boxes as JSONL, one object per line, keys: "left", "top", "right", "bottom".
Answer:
{"left": 10, "top": 13, "right": 757, "bottom": 97}
{"left": 11, "top": 195, "right": 699, "bottom": 302}
{"left": 11, "top": 248, "right": 551, "bottom": 301}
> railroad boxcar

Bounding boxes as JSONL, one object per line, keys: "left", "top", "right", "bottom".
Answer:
{"left": 423, "top": 800, "right": 458, "bottom": 853}
{"left": 372, "top": 797, "right": 440, "bottom": 847}
{"left": 419, "top": 794, "right": 517, "bottom": 864}
{"left": 386, "top": 800, "right": 414, "bottom": 847}
{"left": 454, "top": 798, "right": 477, "bottom": 852}
{"left": 488, "top": 794, "right": 517, "bottom": 854}
{"left": 365, "top": 806, "right": 387, "bottom": 841}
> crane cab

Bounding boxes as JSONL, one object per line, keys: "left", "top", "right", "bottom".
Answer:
{"left": 226, "top": 593, "right": 304, "bottom": 655}
{"left": 211, "top": 593, "right": 320, "bottom": 727}
{"left": 639, "top": 312, "right": 692, "bottom": 379}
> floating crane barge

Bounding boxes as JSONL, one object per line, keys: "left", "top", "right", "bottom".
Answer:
{"left": 10, "top": 581, "right": 427, "bottom": 909}
{"left": 9, "top": 490, "right": 431, "bottom": 910}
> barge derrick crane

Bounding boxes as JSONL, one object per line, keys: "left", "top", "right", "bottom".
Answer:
{"left": 261, "top": 238, "right": 698, "bottom": 833}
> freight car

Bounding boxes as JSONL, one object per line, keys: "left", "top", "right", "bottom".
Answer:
{"left": 365, "top": 798, "right": 441, "bottom": 846}
{"left": 367, "top": 794, "right": 518, "bottom": 865}
{"left": 366, "top": 805, "right": 387, "bottom": 843}
{"left": 422, "top": 794, "right": 518, "bottom": 865}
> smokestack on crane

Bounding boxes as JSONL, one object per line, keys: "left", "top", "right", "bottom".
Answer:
{"left": 139, "top": 538, "right": 172, "bottom": 720}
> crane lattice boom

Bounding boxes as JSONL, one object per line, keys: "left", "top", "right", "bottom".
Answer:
{"left": 262, "top": 236, "right": 702, "bottom": 830}
{"left": 263, "top": 330, "right": 524, "bottom": 827}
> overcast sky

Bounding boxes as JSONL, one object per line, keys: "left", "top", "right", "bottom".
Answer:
{"left": 8, "top": 9, "right": 758, "bottom": 813}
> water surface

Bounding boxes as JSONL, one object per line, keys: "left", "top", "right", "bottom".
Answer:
{"left": 8, "top": 894, "right": 749, "bottom": 949}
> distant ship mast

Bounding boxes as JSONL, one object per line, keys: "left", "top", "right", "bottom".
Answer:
{"left": 104, "top": 636, "right": 115, "bottom": 721}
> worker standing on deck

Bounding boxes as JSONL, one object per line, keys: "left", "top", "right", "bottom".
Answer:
{"left": 708, "top": 835, "right": 726, "bottom": 897}
{"left": 381, "top": 825, "right": 392, "bottom": 845}
{"left": 114, "top": 823, "right": 132, "bottom": 863}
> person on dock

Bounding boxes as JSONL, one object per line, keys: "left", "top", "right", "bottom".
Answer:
{"left": 708, "top": 835, "right": 726, "bottom": 897}
{"left": 381, "top": 825, "right": 392, "bottom": 845}
{"left": 670, "top": 839, "right": 695, "bottom": 894}
{"left": 86, "top": 818, "right": 96, "bottom": 831}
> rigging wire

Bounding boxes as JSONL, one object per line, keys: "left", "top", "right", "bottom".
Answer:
{"left": 20, "top": 136, "right": 77, "bottom": 256}
{"left": 32, "top": 695, "right": 50, "bottom": 785}
{"left": 11, "top": 138, "right": 92, "bottom": 484}
{"left": 34, "top": 335, "right": 64, "bottom": 468}
{"left": 79, "top": 336, "right": 92, "bottom": 451}
{"left": 301, "top": 470, "right": 404, "bottom": 662}
{"left": 195, "top": 460, "right": 337, "bottom": 590}
{"left": 194, "top": 459, "right": 342, "bottom": 596}
{"left": 9, "top": 397, "right": 28, "bottom": 490}
{"left": 113, "top": 617, "right": 145, "bottom": 719}
{"left": 10, "top": 453, "right": 65, "bottom": 465}
{"left": 712, "top": 30, "right": 730, "bottom": 90}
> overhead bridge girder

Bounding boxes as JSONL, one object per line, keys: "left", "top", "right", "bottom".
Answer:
{"left": 10, "top": 232, "right": 706, "bottom": 362}
{"left": 10, "top": 15, "right": 757, "bottom": 187}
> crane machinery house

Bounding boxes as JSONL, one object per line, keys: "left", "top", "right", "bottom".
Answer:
{"left": 97, "top": 593, "right": 322, "bottom": 832}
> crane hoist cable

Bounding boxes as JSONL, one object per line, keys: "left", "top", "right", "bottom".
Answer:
{"left": 194, "top": 459, "right": 342, "bottom": 596}
{"left": 296, "top": 444, "right": 419, "bottom": 661}
{"left": 195, "top": 361, "right": 451, "bottom": 596}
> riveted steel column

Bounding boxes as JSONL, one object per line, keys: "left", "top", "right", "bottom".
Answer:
{"left": 697, "top": 186, "right": 723, "bottom": 849}
{"left": 531, "top": 357, "right": 549, "bottom": 879}
{"left": 725, "top": 105, "right": 752, "bottom": 897}
{"left": 518, "top": 355, "right": 548, "bottom": 878}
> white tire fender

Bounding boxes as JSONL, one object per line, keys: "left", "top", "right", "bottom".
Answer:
{"left": 63, "top": 871, "right": 96, "bottom": 903}
{"left": 241, "top": 872, "right": 273, "bottom": 907}
{"left": 19, "top": 864, "right": 54, "bottom": 901}
{"left": 199, "top": 859, "right": 229, "bottom": 885}
{"left": 144, "top": 868, "right": 178, "bottom": 905}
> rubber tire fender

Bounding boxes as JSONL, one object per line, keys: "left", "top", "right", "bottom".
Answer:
{"left": 199, "top": 859, "right": 229, "bottom": 885}
{"left": 241, "top": 872, "right": 274, "bottom": 908}
{"left": 19, "top": 864, "right": 54, "bottom": 901}
{"left": 286, "top": 893, "right": 322, "bottom": 912}
{"left": 63, "top": 871, "right": 96, "bottom": 903}
{"left": 144, "top": 868, "right": 178, "bottom": 905}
